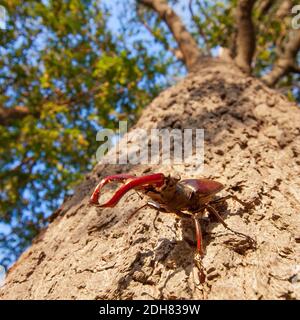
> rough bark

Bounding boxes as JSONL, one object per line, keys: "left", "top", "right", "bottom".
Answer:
{"left": 1, "top": 58, "right": 300, "bottom": 300}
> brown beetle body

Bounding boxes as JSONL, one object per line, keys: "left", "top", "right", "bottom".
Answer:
{"left": 142, "top": 177, "right": 224, "bottom": 213}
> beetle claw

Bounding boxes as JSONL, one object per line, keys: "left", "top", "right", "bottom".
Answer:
{"left": 89, "top": 174, "right": 136, "bottom": 205}
{"left": 90, "top": 173, "right": 166, "bottom": 207}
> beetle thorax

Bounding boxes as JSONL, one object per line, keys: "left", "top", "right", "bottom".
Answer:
{"left": 144, "top": 178, "right": 195, "bottom": 211}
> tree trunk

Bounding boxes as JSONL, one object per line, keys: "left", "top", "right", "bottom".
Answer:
{"left": 1, "top": 58, "right": 299, "bottom": 299}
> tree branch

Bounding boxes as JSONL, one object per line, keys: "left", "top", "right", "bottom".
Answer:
{"left": 136, "top": 5, "right": 184, "bottom": 61}
{"left": 275, "top": 0, "right": 293, "bottom": 19}
{"left": 257, "top": 0, "right": 275, "bottom": 18}
{"left": 138, "top": 0, "right": 202, "bottom": 71}
{"left": 262, "top": 30, "right": 300, "bottom": 86}
{"left": 188, "top": 0, "right": 209, "bottom": 54}
{"left": 0, "top": 106, "right": 31, "bottom": 125}
{"left": 0, "top": 85, "right": 102, "bottom": 126}
{"left": 235, "top": 0, "right": 257, "bottom": 74}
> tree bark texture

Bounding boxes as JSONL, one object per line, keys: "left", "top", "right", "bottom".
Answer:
{"left": 1, "top": 58, "right": 299, "bottom": 299}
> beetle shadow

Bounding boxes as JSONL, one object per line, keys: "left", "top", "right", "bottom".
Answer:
{"left": 195, "top": 210, "right": 257, "bottom": 257}
{"left": 154, "top": 199, "right": 258, "bottom": 296}
{"left": 153, "top": 236, "right": 199, "bottom": 299}
{"left": 112, "top": 193, "right": 258, "bottom": 299}
{"left": 113, "top": 236, "right": 197, "bottom": 299}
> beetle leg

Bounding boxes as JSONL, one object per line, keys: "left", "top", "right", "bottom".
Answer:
{"left": 125, "top": 199, "right": 164, "bottom": 223}
{"left": 227, "top": 194, "right": 256, "bottom": 209}
{"left": 193, "top": 216, "right": 204, "bottom": 256}
{"left": 206, "top": 204, "right": 256, "bottom": 246}
{"left": 125, "top": 199, "right": 166, "bottom": 232}
{"left": 209, "top": 195, "right": 232, "bottom": 205}
{"left": 153, "top": 210, "right": 160, "bottom": 231}
{"left": 125, "top": 203, "right": 149, "bottom": 223}
{"left": 146, "top": 200, "right": 162, "bottom": 231}
{"left": 147, "top": 199, "right": 162, "bottom": 210}
{"left": 135, "top": 190, "right": 144, "bottom": 200}
{"left": 192, "top": 216, "right": 206, "bottom": 283}
{"left": 211, "top": 194, "right": 257, "bottom": 209}
{"left": 194, "top": 251, "right": 206, "bottom": 284}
